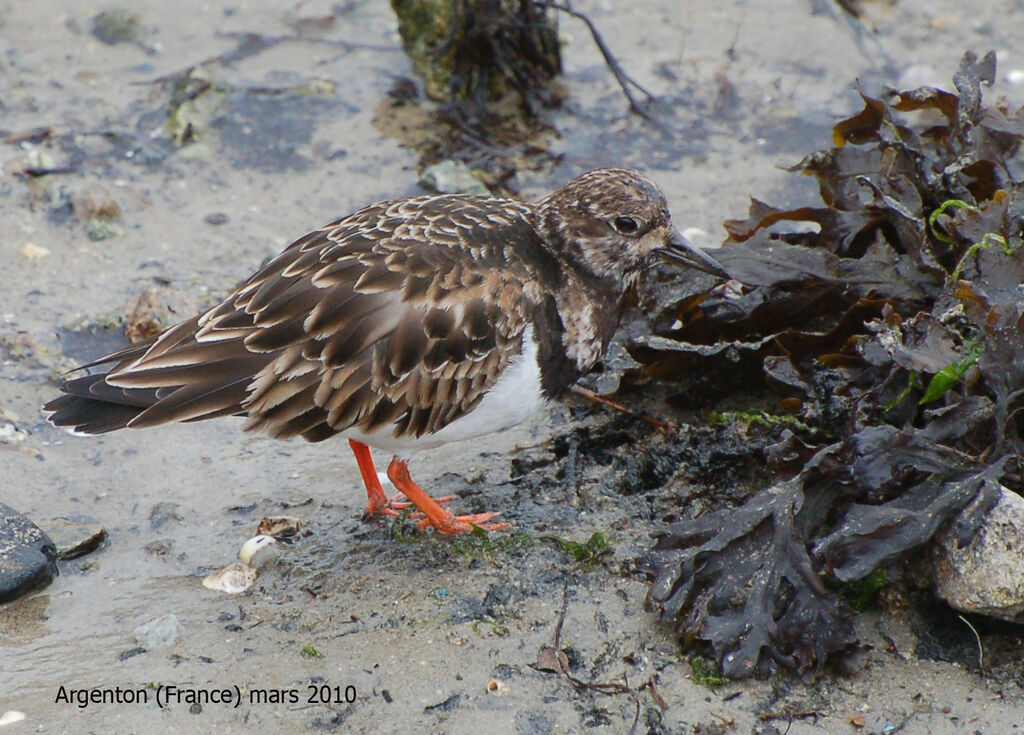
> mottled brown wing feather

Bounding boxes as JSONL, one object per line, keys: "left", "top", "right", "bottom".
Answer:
{"left": 49, "top": 195, "right": 552, "bottom": 443}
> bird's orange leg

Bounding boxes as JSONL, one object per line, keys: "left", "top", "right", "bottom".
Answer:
{"left": 386, "top": 456, "right": 508, "bottom": 534}
{"left": 347, "top": 439, "right": 453, "bottom": 519}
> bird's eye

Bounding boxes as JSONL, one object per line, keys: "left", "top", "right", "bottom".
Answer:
{"left": 611, "top": 216, "right": 640, "bottom": 235}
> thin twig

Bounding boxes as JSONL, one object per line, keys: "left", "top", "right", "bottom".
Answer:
{"left": 546, "top": 576, "right": 643, "bottom": 734}
{"left": 552, "top": 577, "right": 570, "bottom": 649}
{"left": 536, "top": 2, "right": 658, "bottom": 120}
{"left": 759, "top": 710, "right": 819, "bottom": 722}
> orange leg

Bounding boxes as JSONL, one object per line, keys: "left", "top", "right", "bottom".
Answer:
{"left": 348, "top": 439, "right": 453, "bottom": 519}
{"left": 386, "top": 457, "right": 508, "bottom": 534}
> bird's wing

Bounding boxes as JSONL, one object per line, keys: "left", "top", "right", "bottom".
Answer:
{"left": 96, "top": 195, "right": 549, "bottom": 442}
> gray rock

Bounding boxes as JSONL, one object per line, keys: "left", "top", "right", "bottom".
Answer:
{"left": 149, "top": 502, "right": 183, "bottom": 530}
{"left": 134, "top": 613, "right": 182, "bottom": 649}
{"left": 36, "top": 519, "right": 107, "bottom": 560}
{"left": 419, "top": 160, "right": 489, "bottom": 196}
{"left": 0, "top": 503, "right": 58, "bottom": 603}
{"left": 933, "top": 486, "right": 1024, "bottom": 622}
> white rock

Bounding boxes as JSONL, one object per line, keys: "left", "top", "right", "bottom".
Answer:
{"left": 133, "top": 613, "right": 182, "bottom": 649}
{"left": 933, "top": 486, "right": 1024, "bottom": 622}
{"left": 419, "top": 160, "right": 489, "bottom": 196}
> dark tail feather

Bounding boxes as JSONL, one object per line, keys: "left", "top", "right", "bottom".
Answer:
{"left": 44, "top": 393, "right": 147, "bottom": 434}
{"left": 44, "top": 372, "right": 162, "bottom": 434}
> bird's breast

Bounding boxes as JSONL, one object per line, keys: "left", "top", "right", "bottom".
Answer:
{"left": 340, "top": 325, "right": 547, "bottom": 456}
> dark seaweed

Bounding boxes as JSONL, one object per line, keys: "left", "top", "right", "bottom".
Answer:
{"left": 638, "top": 51, "right": 1024, "bottom": 677}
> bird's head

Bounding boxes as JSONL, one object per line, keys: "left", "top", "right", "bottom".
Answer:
{"left": 535, "top": 168, "right": 726, "bottom": 290}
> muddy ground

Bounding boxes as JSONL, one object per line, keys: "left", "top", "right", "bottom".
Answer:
{"left": 2, "top": 1, "right": 1024, "bottom": 733}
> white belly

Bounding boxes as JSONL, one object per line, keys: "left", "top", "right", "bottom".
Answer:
{"left": 340, "top": 327, "right": 547, "bottom": 457}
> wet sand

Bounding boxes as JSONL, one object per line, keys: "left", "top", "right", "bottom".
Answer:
{"left": 2, "top": 1, "right": 1023, "bottom": 732}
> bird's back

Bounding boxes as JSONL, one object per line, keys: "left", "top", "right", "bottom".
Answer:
{"left": 46, "top": 195, "right": 563, "bottom": 444}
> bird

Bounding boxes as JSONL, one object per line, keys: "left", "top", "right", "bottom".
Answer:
{"left": 44, "top": 168, "right": 725, "bottom": 535}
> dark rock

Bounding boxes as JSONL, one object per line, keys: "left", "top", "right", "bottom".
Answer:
{"left": 0, "top": 503, "right": 58, "bottom": 603}
{"left": 203, "top": 212, "right": 229, "bottom": 226}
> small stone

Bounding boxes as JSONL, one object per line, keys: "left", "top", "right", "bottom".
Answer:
{"left": 85, "top": 218, "right": 124, "bottom": 241}
{"left": 0, "top": 423, "right": 29, "bottom": 445}
{"left": 71, "top": 184, "right": 120, "bottom": 222}
{"left": 203, "top": 212, "right": 229, "bottom": 226}
{"left": 1006, "top": 69, "right": 1024, "bottom": 86}
{"left": 932, "top": 486, "right": 1024, "bottom": 622}
{"left": 125, "top": 285, "right": 197, "bottom": 344}
{"left": 36, "top": 519, "right": 107, "bottom": 560}
{"left": 149, "top": 502, "right": 184, "bottom": 530}
{"left": 24, "top": 148, "right": 56, "bottom": 172}
{"left": 420, "top": 160, "right": 489, "bottom": 196}
{"left": 143, "top": 539, "right": 174, "bottom": 556}
{"left": 0, "top": 503, "right": 58, "bottom": 604}
{"left": 133, "top": 613, "right": 182, "bottom": 649}
{"left": 19, "top": 242, "right": 51, "bottom": 261}
{"left": 92, "top": 9, "right": 142, "bottom": 45}
{"left": 119, "top": 647, "right": 146, "bottom": 661}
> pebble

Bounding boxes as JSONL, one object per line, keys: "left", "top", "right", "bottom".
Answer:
{"left": 932, "top": 485, "right": 1024, "bottom": 622}
{"left": 133, "top": 613, "right": 182, "bottom": 649}
{"left": 149, "top": 501, "right": 184, "bottom": 530}
{"left": 71, "top": 183, "right": 120, "bottom": 221}
{"left": 35, "top": 519, "right": 107, "bottom": 560}
{"left": 203, "top": 212, "right": 229, "bottom": 226}
{"left": 0, "top": 422, "right": 29, "bottom": 445}
{"left": 419, "top": 160, "right": 489, "bottom": 196}
{"left": 92, "top": 9, "right": 142, "bottom": 45}
{"left": 18, "top": 242, "right": 50, "bottom": 261}
{"left": 0, "top": 503, "right": 58, "bottom": 604}
{"left": 84, "top": 218, "right": 123, "bottom": 241}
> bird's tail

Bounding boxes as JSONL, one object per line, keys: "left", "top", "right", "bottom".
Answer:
{"left": 43, "top": 340, "right": 162, "bottom": 434}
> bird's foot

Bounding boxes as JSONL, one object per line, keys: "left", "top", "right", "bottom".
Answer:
{"left": 418, "top": 510, "right": 509, "bottom": 534}
{"left": 364, "top": 493, "right": 454, "bottom": 519}
{"left": 385, "top": 456, "right": 509, "bottom": 534}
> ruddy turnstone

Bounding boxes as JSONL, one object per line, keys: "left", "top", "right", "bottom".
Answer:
{"left": 45, "top": 168, "right": 724, "bottom": 534}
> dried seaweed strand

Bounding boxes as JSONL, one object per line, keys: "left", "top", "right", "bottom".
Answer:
{"left": 570, "top": 385, "right": 677, "bottom": 436}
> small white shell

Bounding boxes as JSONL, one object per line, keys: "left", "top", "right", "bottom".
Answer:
{"left": 485, "top": 679, "right": 510, "bottom": 695}
{"left": 238, "top": 534, "right": 277, "bottom": 565}
{"left": 0, "top": 711, "right": 27, "bottom": 727}
{"left": 202, "top": 562, "right": 257, "bottom": 594}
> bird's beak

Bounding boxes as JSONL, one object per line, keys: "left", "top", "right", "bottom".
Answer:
{"left": 660, "top": 227, "right": 728, "bottom": 278}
